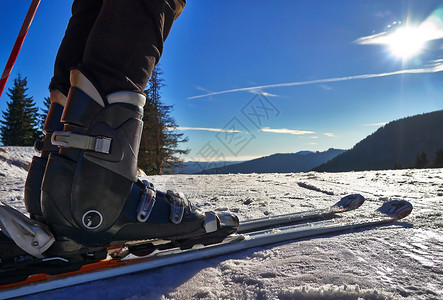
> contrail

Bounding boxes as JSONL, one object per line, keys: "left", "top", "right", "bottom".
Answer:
{"left": 188, "top": 62, "right": 443, "bottom": 100}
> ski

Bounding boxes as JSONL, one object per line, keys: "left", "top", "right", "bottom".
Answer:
{"left": 0, "top": 199, "right": 412, "bottom": 298}
{"left": 109, "top": 193, "right": 365, "bottom": 258}
{"left": 0, "top": 194, "right": 364, "bottom": 273}
{"left": 237, "top": 193, "right": 365, "bottom": 233}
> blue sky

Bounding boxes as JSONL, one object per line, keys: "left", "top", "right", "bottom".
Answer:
{"left": 1, "top": 1, "right": 443, "bottom": 162}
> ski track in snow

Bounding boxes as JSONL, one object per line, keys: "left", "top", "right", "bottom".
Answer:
{"left": 0, "top": 147, "right": 442, "bottom": 300}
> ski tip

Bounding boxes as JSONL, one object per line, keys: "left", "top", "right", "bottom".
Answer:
{"left": 335, "top": 194, "right": 365, "bottom": 211}
{"left": 377, "top": 200, "right": 413, "bottom": 220}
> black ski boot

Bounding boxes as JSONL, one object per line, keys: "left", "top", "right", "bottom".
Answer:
{"left": 1, "top": 94, "right": 64, "bottom": 260}
{"left": 24, "top": 91, "right": 65, "bottom": 223}
{"left": 41, "top": 70, "right": 238, "bottom": 257}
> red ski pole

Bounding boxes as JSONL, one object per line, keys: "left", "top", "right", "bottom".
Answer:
{"left": 0, "top": 0, "right": 41, "bottom": 98}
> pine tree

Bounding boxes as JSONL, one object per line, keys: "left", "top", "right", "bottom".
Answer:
{"left": 413, "top": 150, "right": 429, "bottom": 169}
{"left": 393, "top": 161, "right": 403, "bottom": 169}
{"left": 0, "top": 74, "right": 41, "bottom": 146}
{"left": 138, "top": 66, "right": 189, "bottom": 175}
{"left": 432, "top": 149, "right": 443, "bottom": 168}
{"left": 39, "top": 96, "right": 51, "bottom": 130}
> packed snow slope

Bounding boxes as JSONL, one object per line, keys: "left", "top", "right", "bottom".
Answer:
{"left": 0, "top": 147, "right": 442, "bottom": 300}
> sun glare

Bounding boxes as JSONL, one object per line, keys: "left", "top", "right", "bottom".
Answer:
{"left": 357, "top": 9, "right": 443, "bottom": 62}
{"left": 387, "top": 26, "right": 425, "bottom": 59}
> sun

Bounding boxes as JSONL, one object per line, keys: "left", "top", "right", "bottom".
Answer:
{"left": 387, "top": 26, "right": 426, "bottom": 59}
{"left": 356, "top": 7, "right": 443, "bottom": 61}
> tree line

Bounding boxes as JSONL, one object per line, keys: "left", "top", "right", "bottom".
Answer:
{"left": 394, "top": 149, "right": 443, "bottom": 169}
{"left": 314, "top": 109, "right": 443, "bottom": 172}
{"left": 0, "top": 68, "right": 187, "bottom": 175}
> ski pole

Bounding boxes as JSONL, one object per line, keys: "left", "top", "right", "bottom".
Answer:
{"left": 0, "top": 0, "right": 41, "bottom": 98}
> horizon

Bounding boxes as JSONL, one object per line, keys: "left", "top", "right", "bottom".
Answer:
{"left": 184, "top": 148, "right": 347, "bottom": 163}
{"left": 1, "top": 1, "right": 443, "bottom": 162}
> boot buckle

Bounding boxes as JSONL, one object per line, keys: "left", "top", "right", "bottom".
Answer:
{"left": 51, "top": 131, "right": 112, "bottom": 154}
{"left": 167, "top": 191, "right": 185, "bottom": 224}
{"left": 136, "top": 180, "right": 157, "bottom": 222}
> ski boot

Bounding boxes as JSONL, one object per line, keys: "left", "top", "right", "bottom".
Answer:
{"left": 41, "top": 70, "right": 238, "bottom": 259}
{"left": 24, "top": 90, "right": 66, "bottom": 223}
{"left": 0, "top": 91, "right": 65, "bottom": 262}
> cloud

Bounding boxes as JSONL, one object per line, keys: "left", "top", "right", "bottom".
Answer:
{"left": 189, "top": 154, "right": 260, "bottom": 162}
{"left": 195, "top": 86, "right": 213, "bottom": 93}
{"left": 355, "top": 9, "right": 443, "bottom": 46}
{"left": 187, "top": 60, "right": 443, "bottom": 99}
{"left": 260, "top": 127, "right": 315, "bottom": 135}
{"left": 323, "top": 132, "right": 336, "bottom": 137}
{"left": 354, "top": 31, "right": 391, "bottom": 45}
{"left": 249, "top": 89, "right": 278, "bottom": 97}
{"left": 361, "top": 122, "right": 388, "bottom": 127}
{"left": 374, "top": 11, "right": 392, "bottom": 19}
{"left": 168, "top": 126, "right": 242, "bottom": 133}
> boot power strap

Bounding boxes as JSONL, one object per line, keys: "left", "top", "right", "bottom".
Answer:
{"left": 51, "top": 131, "right": 112, "bottom": 154}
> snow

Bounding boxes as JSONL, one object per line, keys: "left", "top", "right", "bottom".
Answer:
{"left": 1, "top": 147, "right": 442, "bottom": 300}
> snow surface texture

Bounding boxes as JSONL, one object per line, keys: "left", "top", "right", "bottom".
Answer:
{"left": 0, "top": 147, "right": 442, "bottom": 300}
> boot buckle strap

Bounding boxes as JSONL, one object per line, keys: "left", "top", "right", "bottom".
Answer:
{"left": 51, "top": 131, "right": 112, "bottom": 154}
{"left": 167, "top": 190, "right": 185, "bottom": 224}
{"left": 136, "top": 180, "right": 157, "bottom": 222}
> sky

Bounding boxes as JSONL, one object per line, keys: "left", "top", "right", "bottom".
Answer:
{"left": 1, "top": 1, "right": 443, "bottom": 162}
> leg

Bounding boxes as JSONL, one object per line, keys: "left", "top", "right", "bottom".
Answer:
{"left": 49, "top": 0, "right": 103, "bottom": 96}
{"left": 78, "top": 0, "right": 185, "bottom": 96}
{"left": 40, "top": 0, "right": 236, "bottom": 252}
{"left": 24, "top": 0, "right": 103, "bottom": 222}
{"left": 24, "top": 91, "right": 65, "bottom": 222}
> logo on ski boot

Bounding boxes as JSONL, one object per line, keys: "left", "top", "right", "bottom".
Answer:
{"left": 82, "top": 210, "right": 103, "bottom": 230}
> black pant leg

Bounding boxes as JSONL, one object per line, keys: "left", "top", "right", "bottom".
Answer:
{"left": 78, "top": 0, "right": 186, "bottom": 96}
{"left": 49, "top": 0, "right": 103, "bottom": 96}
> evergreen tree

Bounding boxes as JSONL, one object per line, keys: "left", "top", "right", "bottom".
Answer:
{"left": 138, "top": 66, "right": 189, "bottom": 175}
{"left": 432, "top": 149, "right": 443, "bottom": 168}
{"left": 39, "top": 96, "right": 51, "bottom": 130}
{"left": 0, "top": 74, "right": 41, "bottom": 146}
{"left": 413, "top": 150, "right": 429, "bottom": 169}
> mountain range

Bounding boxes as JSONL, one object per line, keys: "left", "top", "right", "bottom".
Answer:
{"left": 314, "top": 109, "right": 443, "bottom": 172}
{"left": 177, "top": 109, "right": 443, "bottom": 174}
{"left": 197, "top": 149, "right": 345, "bottom": 174}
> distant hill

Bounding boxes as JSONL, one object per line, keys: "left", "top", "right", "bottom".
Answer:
{"left": 174, "top": 161, "right": 242, "bottom": 174}
{"left": 314, "top": 110, "right": 443, "bottom": 172}
{"left": 199, "top": 149, "right": 345, "bottom": 174}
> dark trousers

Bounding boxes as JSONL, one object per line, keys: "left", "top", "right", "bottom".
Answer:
{"left": 49, "top": 0, "right": 185, "bottom": 98}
